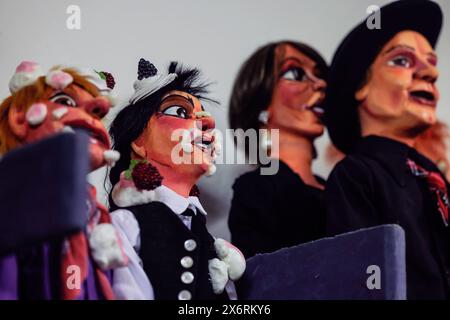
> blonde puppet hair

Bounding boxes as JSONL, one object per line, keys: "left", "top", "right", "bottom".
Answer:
{"left": 0, "top": 68, "right": 100, "bottom": 155}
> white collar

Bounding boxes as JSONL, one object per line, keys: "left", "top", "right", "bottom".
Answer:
{"left": 153, "top": 185, "right": 207, "bottom": 216}
{"left": 112, "top": 177, "right": 207, "bottom": 216}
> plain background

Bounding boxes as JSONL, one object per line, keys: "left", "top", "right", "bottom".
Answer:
{"left": 0, "top": 0, "right": 449, "bottom": 239}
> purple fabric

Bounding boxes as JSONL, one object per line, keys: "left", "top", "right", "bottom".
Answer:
{"left": 0, "top": 132, "right": 89, "bottom": 256}
{"left": 0, "top": 255, "right": 18, "bottom": 299}
{"left": 239, "top": 225, "right": 406, "bottom": 300}
{"left": 0, "top": 239, "right": 112, "bottom": 300}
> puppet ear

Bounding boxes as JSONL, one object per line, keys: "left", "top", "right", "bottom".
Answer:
{"left": 355, "top": 84, "right": 369, "bottom": 102}
{"left": 8, "top": 107, "right": 27, "bottom": 139}
{"left": 131, "top": 138, "right": 147, "bottom": 159}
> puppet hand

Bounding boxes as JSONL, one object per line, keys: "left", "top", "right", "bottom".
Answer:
{"left": 214, "top": 238, "right": 246, "bottom": 281}
{"left": 208, "top": 258, "right": 228, "bottom": 294}
{"left": 89, "top": 223, "right": 128, "bottom": 270}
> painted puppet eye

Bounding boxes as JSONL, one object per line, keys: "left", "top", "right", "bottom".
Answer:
{"left": 280, "top": 67, "right": 308, "bottom": 81}
{"left": 49, "top": 93, "right": 77, "bottom": 107}
{"left": 162, "top": 105, "right": 189, "bottom": 119}
{"left": 388, "top": 55, "right": 413, "bottom": 68}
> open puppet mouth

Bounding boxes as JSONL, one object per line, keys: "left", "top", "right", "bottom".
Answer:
{"left": 306, "top": 104, "right": 325, "bottom": 118}
{"left": 62, "top": 120, "right": 111, "bottom": 148}
{"left": 192, "top": 134, "right": 214, "bottom": 153}
{"left": 409, "top": 90, "right": 437, "bottom": 107}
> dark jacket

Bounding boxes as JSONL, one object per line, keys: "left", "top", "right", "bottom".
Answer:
{"left": 326, "top": 135, "right": 450, "bottom": 299}
{"left": 229, "top": 160, "right": 326, "bottom": 258}
{"left": 128, "top": 201, "right": 228, "bottom": 300}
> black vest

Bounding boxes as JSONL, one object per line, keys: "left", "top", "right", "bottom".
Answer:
{"left": 127, "top": 201, "right": 228, "bottom": 300}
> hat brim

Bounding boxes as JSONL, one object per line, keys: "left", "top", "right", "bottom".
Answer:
{"left": 324, "top": 0, "right": 443, "bottom": 153}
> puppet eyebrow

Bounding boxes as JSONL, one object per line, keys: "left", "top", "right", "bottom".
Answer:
{"left": 384, "top": 44, "right": 437, "bottom": 61}
{"left": 280, "top": 57, "right": 306, "bottom": 66}
{"left": 161, "top": 94, "right": 195, "bottom": 108}
{"left": 383, "top": 45, "right": 416, "bottom": 55}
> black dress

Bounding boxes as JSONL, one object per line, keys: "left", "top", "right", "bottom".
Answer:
{"left": 326, "top": 135, "right": 450, "bottom": 299}
{"left": 228, "top": 160, "right": 326, "bottom": 259}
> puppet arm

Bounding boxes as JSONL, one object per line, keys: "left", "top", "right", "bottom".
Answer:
{"left": 110, "top": 209, "right": 154, "bottom": 300}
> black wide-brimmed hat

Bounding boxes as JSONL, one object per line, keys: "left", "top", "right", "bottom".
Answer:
{"left": 323, "top": 0, "right": 443, "bottom": 153}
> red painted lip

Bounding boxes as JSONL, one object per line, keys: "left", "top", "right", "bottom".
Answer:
{"left": 64, "top": 119, "right": 110, "bottom": 149}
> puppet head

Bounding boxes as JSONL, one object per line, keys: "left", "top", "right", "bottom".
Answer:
{"left": 324, "top": 0, "right": 443, "bottom": 153}
{"left": 0, "top": 61, "right": 118, "bottom": 171}
{"left": 356, "top": 30, "right": 439, "bottom": 139}
{"left": 110, "top": 60, "right": 219, "bottom": 202}
{"left": 228, "top": 40, "right": 328, "bottom": 159}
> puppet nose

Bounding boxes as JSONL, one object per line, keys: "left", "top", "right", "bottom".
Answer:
{"left": 313, "top": 78, "right": 327, "bottom": 92}
{"left": 416, "top": 68, "right": 439, "bottom": 84}
{"left": 83, "top": 97, "right": 111, "bottom": 119}
{"left": 196, "top": 117, "right": 215, "bottom": 132}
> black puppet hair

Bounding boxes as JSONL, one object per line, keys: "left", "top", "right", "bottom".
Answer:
{"left": 108, "top": 61, "right": 213, "bottom": 199}
{"left": 228, "top": 40, "right": 328, "bottom": 160}
{"left": 229, "top": 40, "right": 328, "bottom": 133}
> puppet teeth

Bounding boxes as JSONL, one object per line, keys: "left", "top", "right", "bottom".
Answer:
{"left": 26, "top": 103, "right": 48, "bottom": 126}
{"left": 90, "top": 138, "right": 98, "bottom": 145}
{"left": 103, "top": 150, "right": 121, "bottom": 167}
{"left": 62, "top": 126, "right": 75, "bottom": 134}
{"left": 52, "top": 107, "right": 68, "bottom": 120}
{"left": 45, "top": 70, "right": 73, "bottom": 90}
{"left": 205, "top": 164, "right": 216, "bottom": 177}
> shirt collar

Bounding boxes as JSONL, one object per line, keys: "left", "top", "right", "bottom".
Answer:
{"left": 153, "top": 185, "right": 207, "bottom": 216}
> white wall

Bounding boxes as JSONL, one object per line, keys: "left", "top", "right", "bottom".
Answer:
{"left": 1, "top": 0, "right": 449, "bottom": 239}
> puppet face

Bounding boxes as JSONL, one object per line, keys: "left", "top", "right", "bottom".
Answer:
{"left": 132, "top": 90, "right": 216, "bottom": 179}
{"left": 9, "top": 83, "right": 112, "bottom": 170}
{"left": 267, "top": 44, "right": 326, "bottom": 139}
{"left": 356, "top": 31, "right": 440, "bottom": 133}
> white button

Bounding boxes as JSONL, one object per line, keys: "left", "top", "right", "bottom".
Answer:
{"left": 178, "top": 290, "right": 192, "bottom": 300}
{"left": 181, "top": 271, "right": 194, "bottom": 284}
{"left": 184, "top": 239, "right": 197, "bottom": 251}
{"left": 181, "top": 256, "right": 194, "bottom": 268}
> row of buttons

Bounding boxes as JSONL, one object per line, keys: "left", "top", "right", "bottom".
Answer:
{"left": 178, "top": 239, "right": 197, "bottom": 300}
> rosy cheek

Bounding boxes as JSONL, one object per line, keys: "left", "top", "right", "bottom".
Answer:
{"left": 157, "top": 116, "right": 193, "bottom": 130}
{"left": 277, "top": 82, "right": 309, "bottom": 109}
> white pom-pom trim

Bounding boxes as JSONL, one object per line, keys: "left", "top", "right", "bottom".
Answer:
{"left": 26, "top": 103, "right": 48, "bottom": 126}
{"left": 89, "top": 223, "right": 128, "bottom": 270}
{"left": 214, "top": 238, "right": 246, "bottom": 281}
{"left": 208, "top": 258, "right": 229, "bottom": 294}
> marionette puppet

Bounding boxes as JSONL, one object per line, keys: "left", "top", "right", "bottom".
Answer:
{"left": 324, "top": 0, "right": 449, "bottom": 299}
{"left": 0, "top": 61, "right": 127, "bottom": 299}
{"left": 109, "top": 59, "right": 245, "bottom": 300}
{"left": 227, "top": 40, "right": 328, "bottom": 258}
